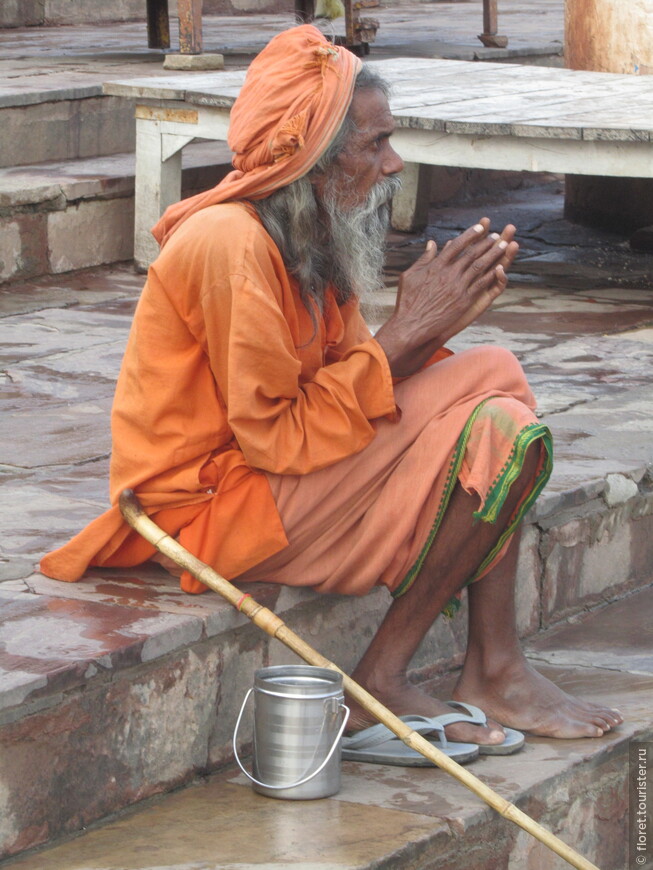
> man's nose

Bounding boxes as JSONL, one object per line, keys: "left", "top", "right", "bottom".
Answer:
{"left": 384, "top": 144, "right": 404, "bottom": 177}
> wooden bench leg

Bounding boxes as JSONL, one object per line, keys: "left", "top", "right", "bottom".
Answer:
{"left": 146, "top": 0, "right": 171, "bottom": 49}
{"left": 391, "top": 163, "right": 432, "bottom": 233}
{"left": 177, "top": 0, "right": 203, "bottom": 54}
{"left": 478, "top": 0, "right": 508, "bottom": 49}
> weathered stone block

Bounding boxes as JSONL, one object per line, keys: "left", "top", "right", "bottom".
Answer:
{"left": 0, "top": 215, "right": 48, "bottom": 283}
{"left": 44, "top": 0, "right": 144, "bottom": 25}
{"left": 0, "top": 220, "right": 23, "bottom": 284}
{"left": 268, "top": 588, "right": 389, "bottom": 676}
{"left": 604, "top": 472, "right": 639, "bottom": 506}
{"left": 207, "top": 623, "right": 269, "bottom": 767}
{"left": 164, "top": 53, "right": 225, "bottom": 70}
{"left": 0, "top": 655, "right": 187, "bottom": 857}
{"left": 0, "top": 627, "right": 268, "bottom": 861}
{"left": 541, "top": 498, "right": 652, "bottom": 624}
{"left": 77, "top": 97, "right": 136, "bottom": 161}
{"left": 631, "top": 498, "right": 653, "bottom": 582}
{"left": 48, "top": 198, "right": 134, "bottom": 273}
{"left": 515, "top": 522, "right": 542, "bottom": 637}
{"left": 0, "top": 0, "right": 44, "bottom": 27}
{"left": 0, "top": 98, "right": 134, "bottom": 169}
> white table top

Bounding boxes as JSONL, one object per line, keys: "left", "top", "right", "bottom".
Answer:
{"left": 103, "top": 57, "right": 653, "bottom": 143}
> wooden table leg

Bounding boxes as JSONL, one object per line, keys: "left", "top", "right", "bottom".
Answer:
{"left": 146, "top": 0, "right": 171, "bottom": 49}
{"left": 178, "top": 0, "right": 202, "bottom": 54}
{"left": 345, "top": 0, "right": 358, "bottom": 48}
{"left": 133, "top": 116, "right": 188, "bottom": 270}
{"left": 479, "top": 0, "right": 508, "bottom": 48}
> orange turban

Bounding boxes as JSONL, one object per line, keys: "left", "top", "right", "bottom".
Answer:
{"left": 152, "top": 25, "right": 362, "bottom": 248}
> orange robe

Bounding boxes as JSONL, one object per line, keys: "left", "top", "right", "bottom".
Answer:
{"left": 40, "top": 202, "right": 398, "bottom": 592}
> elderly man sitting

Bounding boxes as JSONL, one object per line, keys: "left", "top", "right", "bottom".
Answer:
{"left": 41, "top": 25, "right": 622, "bottom": 759}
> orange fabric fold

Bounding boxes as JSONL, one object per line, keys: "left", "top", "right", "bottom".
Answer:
{"left": 151, "top": 25, "right": 361, "bottom": 249}
{"left": 234, "top": 347, "right": 551, "bottom": 599}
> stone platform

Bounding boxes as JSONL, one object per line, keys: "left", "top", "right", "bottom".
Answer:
{"left": 2, "top": 587, "right": 652, "bottom": 870}
{"left": 1, "top": 180, "right": 653, "bottom": 864}
{"left": 1, "top": 0, "right": 653, "bottom": 865}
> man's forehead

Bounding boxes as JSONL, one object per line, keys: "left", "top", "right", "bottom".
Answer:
{"left": 349, "top": 88, "right": 395, "bottom": 134}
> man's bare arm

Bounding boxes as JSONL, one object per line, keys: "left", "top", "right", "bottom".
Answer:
{"left": 374, "top": 219, "right": 519, "bottom": 378}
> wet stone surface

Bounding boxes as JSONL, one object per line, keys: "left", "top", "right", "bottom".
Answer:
{"left": 0, "top": 180, "right": 651, "bottom": 726}
{"left": 1, "top": 180, "right": 652, "bottom": 582}
{"left": 1, "top": 3, "right": 652, "bottom": 865}
{"left": 4, "top": 587, "right": 651, "bottom": 869}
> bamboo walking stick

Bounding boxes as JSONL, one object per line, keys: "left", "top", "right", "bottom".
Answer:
{"left": 119, "top": 489, "right": 599, "bottom": 870}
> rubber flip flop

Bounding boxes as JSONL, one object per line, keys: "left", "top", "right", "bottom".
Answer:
{"left": 341, "top": 715, "right": 479, "bottom": 766}
{"left": 407, "top": 701, "right": 525, "bottom": 756}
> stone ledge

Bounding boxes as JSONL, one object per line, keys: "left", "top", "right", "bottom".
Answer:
{"left": 440, "top": 42, "right": 564, "bottom": 63}
{"left": 0, "top": 142, "right": 233, "bottom": 209}
{"left": 4, "top": 586, "right": 652, "bottom": 868}
{"left": 0, "top": 85, "right": 104, "bottom": 110}
{"left": 0, "top": 97, "right": 137, "bottom": 170}
{"left": 0, "top": 568, "right": 425, "bottom": 724}
{"left": 0, "top": 141, "right": 233, "bottom": 283}
{"left": 1, "top": 494, "right": 651, "bottom": 859}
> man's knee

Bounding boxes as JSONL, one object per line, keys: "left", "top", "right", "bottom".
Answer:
{"left": 469, "top": 346, "right": 532, "bottom": 402}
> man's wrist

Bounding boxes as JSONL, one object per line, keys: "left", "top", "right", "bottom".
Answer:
{"left": 375, "top": 327, "right": 445, "bottom": 379}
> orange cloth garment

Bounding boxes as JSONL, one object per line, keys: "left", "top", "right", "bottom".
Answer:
{"left": 152, "top": 25, "right": 361, "bottom": 248}
{"left": 234, "top": 348, "right": 551, "bottom": 600}
{"left": 40, "top": 204, "right": 398, "bottom": 591}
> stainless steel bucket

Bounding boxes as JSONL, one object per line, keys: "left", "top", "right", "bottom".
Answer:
{"left": 233, "top": 664, "right": 350, "bottom": 800}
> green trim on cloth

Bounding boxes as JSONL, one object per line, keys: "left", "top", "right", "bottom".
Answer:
{"left": 392, "top": 398, "right": 491, "bottom": 600}
{"left": 392, "top": 399, "right": 553, "bottom": 608}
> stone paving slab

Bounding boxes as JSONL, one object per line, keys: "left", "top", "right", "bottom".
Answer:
{"left": 4, "top": 585, "right": 651, "bottom": 870}
{"left": 0, "top": 585, "right": 205, "bottom": 714}
{"left": 1, "top": 207, "right": 652, "bottom": 860}
{"left": 528, "top": 591, "right": 653, "bottom": 676}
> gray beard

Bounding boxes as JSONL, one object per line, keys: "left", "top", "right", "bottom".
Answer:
{"left": 320, "top": 174, "right": 402, "bottom": 312}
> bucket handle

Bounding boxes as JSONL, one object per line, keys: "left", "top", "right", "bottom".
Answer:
{"left": 232, "top": 687, "right": 350, "bottom": 791}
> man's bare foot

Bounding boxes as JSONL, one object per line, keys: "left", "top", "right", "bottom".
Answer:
{"left": 346, "top": 674, "right": 508, "bottom": 746}
{"left": 453, "top": 656, "right": 623, "bottom": 738}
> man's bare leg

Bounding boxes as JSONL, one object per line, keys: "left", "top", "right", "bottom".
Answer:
{"left": 348, "top": 443, "right": 623, "bottom": 742}
{"left": 453, "top": 536, "right": 623, "bottom": 737}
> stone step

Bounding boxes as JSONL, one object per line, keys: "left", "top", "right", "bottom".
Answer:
{"left": 0, "top": 37, "right": 239, "bottom": 169}
{"left": 3, "top": 582, "right": 652, "bottom": 870}
{"left": 1, "top": 257, "right": 653, "bottom": 861}
{"left": 0, "top": 142, "right": 233, "bottom": 284}
{"left": 1, "top": 84, "right": 139, "bottom": 170}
